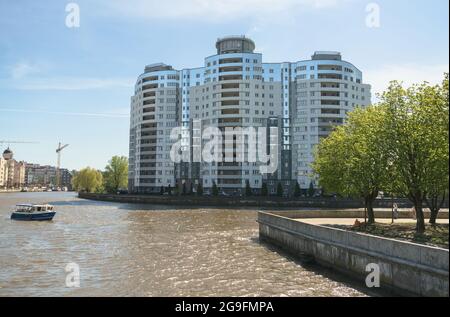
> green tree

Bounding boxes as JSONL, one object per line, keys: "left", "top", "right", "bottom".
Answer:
{"left": 212, "top": 181, "right": 219, "bottom": 196}
{"left": 294, "top": 182, "right": 301, "bottom": 198}
{"left": 104, "top": 156, "right": 128, "bottom": 194}
{"left": 71, "top": 167, "right": 103, "bottom": 193}
{"left": 312, "top": 106, "right": 390, "bottom": 224}
{"left": 196, "top": 183, "right": 203, "bottom": 196}
{"left": 276, "top": 182, "right": 283, "bottom": 197}
{"left": 308, "top": 181, "right": 315, "bottom": 198}
{"left": 381, "top": 76, "right": 449, "bottom": 232}
{"left": 245, "top": 180, "right": 252, "bottom": 196}
{"left": 261, "top": 182, "right": 268, "bottom": 197}
{"left": 425, "top": 75, "right": 449, "bottom": 224}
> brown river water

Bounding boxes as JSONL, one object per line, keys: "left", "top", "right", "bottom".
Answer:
{"left": 0, "top": 192, "right": 377, "bottom": 297}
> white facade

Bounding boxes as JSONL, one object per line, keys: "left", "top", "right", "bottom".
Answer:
{"left": 128, "top": 37, "right": 371, "bottom": 194}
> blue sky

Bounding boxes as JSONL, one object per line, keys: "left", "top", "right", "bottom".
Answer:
{"left": 0, "top": 0, "right": 448, "bottom": 170}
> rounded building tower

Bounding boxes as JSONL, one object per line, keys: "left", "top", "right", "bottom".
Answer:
{"left": 186, "top": 36, "right": 276, "bottom": 194}
{"left": 129, "top": 63, "right": 179, "bottom": 193}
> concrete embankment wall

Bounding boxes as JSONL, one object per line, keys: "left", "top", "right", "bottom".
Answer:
{"left": 258, "top": 212, "right": 449, "bottom": 297}
{"left": 78, "top": 193, "right": 449, "bottom": 215}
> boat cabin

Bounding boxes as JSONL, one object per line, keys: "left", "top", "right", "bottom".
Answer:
{"left": 15, "top": 204, "right": 54, "bottom": 213}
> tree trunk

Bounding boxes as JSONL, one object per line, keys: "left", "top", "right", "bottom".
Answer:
{"left": 427, "top": 195, "right": 439, "bottom": 225}
{"left": 429, "top": 208, "right": 438, "bottom": 225}
{"left": 412, "top": 193, "right": 425, "bottom": 234}
{"left": 428, "top": 193, "right": 447, "bottom": 225}
{"left": 365, "top": 196, "right": 375, "bottom": 224}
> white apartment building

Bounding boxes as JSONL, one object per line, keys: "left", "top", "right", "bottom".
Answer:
{"left": 128, "top": 36, "right": 371, "bottom": 195}
{"left": 0, "top": 157, "right": 26, "bottom": 188}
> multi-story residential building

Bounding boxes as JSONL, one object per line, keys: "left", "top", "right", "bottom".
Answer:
{"left": 128, "top": 36, "right": 371, "bottom": 195}
{"left": 128, "top": 63, "right": 179, "bottom": 193}
{"left": 12, "top": 160, "right": 26, "bottom": 188}
{"left": 25, "top": 164, "right": 72, "bottom": 188}
{"left": 0, "top": 157, "right": 7, "bottom": 187}
{"left": 0, "top": 158, "right": 26, "bottom": 188}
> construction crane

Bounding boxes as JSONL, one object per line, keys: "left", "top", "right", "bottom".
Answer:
{"left": 56, "top": 142, "right": 69, "bottom": 187}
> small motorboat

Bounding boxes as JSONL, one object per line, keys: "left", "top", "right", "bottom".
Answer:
{"left": 11, "top": 204, "right": 56, "bottom": 221}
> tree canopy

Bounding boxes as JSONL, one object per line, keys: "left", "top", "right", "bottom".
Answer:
{"left": 313, "top": 105, "right": 390, "bottom": 223}
{"left": 312, "top": 74, "right": 449, "bottom": 232}
{"left": 103, "top": 156, "right": 128, "bottom": 194}
{"left": 72, "top": 167, "right": 103, "bottom": 193}
{"left": 380, "top": 75, "right": 449, "bottom": 232}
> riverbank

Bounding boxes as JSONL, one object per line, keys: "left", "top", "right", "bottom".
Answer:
{"left": 78, "top": 193, "right": 450, "bottom": 213}
{"left": 258, "top": 211, "right": 449, "bottom": 297}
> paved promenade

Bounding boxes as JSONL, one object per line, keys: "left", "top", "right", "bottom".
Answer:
{"left": 298, "top": 218, "right": 449, "bottom": 225}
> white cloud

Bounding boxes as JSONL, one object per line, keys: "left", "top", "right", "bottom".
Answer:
{"left": 102, "top": 0, "right": 345, "bottom": 21}
{"left": 10, "top": 77, "right": 135, "bottom": 91}
{"left": 10, "top": 62, "right": 41, "bottom": 79}
{"left": 0, "top": 108, "right": 129, "bottom": 118}
{"left": 365, "top": 63, "right": 449, "bottom": 101}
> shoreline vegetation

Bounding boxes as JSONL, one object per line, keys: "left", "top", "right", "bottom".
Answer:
{"left": 312, "top": 76, "right": 449, "bottom": 233}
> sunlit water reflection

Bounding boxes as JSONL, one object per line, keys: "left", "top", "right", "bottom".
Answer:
{"left": 0, "top": 192, "right": 372, "bottom": 296}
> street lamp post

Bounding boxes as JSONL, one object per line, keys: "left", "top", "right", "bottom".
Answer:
{"left": 391, "top": 195, "right": 394, "bottom": 224}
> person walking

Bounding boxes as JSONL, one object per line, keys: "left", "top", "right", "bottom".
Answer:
{"left": 393, "top": 203, "right": 399, "bottom": 220}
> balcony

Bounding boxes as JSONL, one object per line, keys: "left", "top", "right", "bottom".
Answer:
{"left": 219, "top": 57, "right": 243, "bottom": 64}
{"left": 222, "top": 91, "right": 240, "bottom": 98}
{"left": 321, "top": 99, "right": 340, "bottom": 106}
{"left": 143, "top": 107, "right": 155, "bottom": 113}
{"left": 321, "top": 82, "right": 340, "bottom": 89}
{"left": 218, "top": 118, "right": 242, "bottom": 126}
{"left": 221, "top": 100, "right": 240, "bottom": 106}
{"left": 219, "top": 66, "right": 243, "bottom": 73}
{"left": 143, "top": 92, "right": 156, "bottom": 98}
{"left": 142, "top": 115, "right": 155, "bottom": 121}
{"left": 217, "top": 179, "right": 242, "bottom": 185}
{"left": 318, "top": 73, "right": 342, "bottom": 80}
{"left": 318, "top": 65, "right": 343, "bottom": 71}
{"left": 221, "top": 83, "right": 240, "bottom": 90}
{"left": 142, "top": 76, "right": 158, "bottom": 82}
{"left": 142, "top": 83, "right": 158, "bottom": 90}
{"left": 143, "top": 99, "right": 156, "bottom": 105}
{"left": 321, "top": 91, "right": 340, "bottom": 97}
{"left": 141, "top": 123, "right": 157, "bottom": 129}
{"left": 321, "top": 109, "right": 341, "bottom": 115}
{"left": 221, "top": 108, "right": 240, "bottom": 115}
{"left": 219, "top": 75, "right": 243, "bottom": 82}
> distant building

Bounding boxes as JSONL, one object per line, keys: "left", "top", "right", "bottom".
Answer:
{"left": 0, "top": 157, "right": 7, "bottom": 187}
{"left": 0, "top": 158, "right": 26, "bottom": 188}
{"left": 60, "top": 169, "right": 72, "bottom": 189}
{"left": 12, "top": 160, "right": 26, "bottom": 188}
{"left": 25, "top": 164, "right": 72, "bottom": 188}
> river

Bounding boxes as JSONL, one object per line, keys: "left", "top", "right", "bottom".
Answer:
{"left": 0, "top": 192, "right": 373, "bottom": 297}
